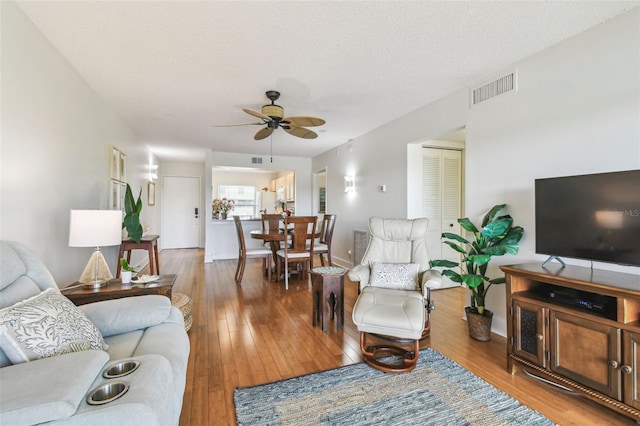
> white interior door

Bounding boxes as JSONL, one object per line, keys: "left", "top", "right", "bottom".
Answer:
{"left": 162, "top": 176, "right": 200, "bottom": 249}
{"left": 423, "top": 148, "right": 462, "bottom": 287}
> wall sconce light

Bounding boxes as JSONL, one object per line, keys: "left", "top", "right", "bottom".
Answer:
{"left": 148, "top": 164, "right": 158, "bottom": 181}
{"left": 344, "top": 175, "right": 355, "bottom": 193}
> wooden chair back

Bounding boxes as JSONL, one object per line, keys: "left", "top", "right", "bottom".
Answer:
{"left": 261, "top": 214, "right": 282, "bottom": 234}
{"left": 233, "top": 216, "right": 247, "bottom": 257}
{"left": 319, "top": 214, "right": 337, "bottom": 245}
{"left": 283, "top": 216, "right": 317, "bottom": 256}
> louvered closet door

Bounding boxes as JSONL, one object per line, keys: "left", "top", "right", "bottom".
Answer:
{"left": 422, "top": 148, "right": 461, "bottom": 265}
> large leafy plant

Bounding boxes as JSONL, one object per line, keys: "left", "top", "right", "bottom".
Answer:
{"left": 429, "top": 204, "right": 524, "bottom": 315}
{"left": 123, "top": 184, "right": 143, "bottom": 243}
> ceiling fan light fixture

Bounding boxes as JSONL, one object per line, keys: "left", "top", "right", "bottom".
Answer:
{"left": 261, "top": 104, "right": 284, "bottom": 120}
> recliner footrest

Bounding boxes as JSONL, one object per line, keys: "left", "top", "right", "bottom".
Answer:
{"left": 353, "top": 286, "right": 425, "bottom": 373}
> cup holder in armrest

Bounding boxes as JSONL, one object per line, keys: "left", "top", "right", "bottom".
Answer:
{"left": 86, "top": 381, "right": 129, "bottom": 405}
{"left": 103, "top": 360, "right": 140, "bottom": 378}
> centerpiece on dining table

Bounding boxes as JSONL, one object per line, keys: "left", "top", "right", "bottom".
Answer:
{"left": 212, "top": 197, "right": 234, "bottom": 220}
{"left": 275, "top": 198, "right": 291, "bottom": 216}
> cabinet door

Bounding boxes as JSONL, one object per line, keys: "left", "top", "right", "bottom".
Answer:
{"left": 623, "top": 331, "right": 640, "bottom": 409}
{"left": 513, "top": 299, "right": 547, "bottom": 367}
{"left": 550, "top": 310, "right": 621, "bottom": 399}
{"left": 285, "top": 172, "right": 295, "bottom": 201}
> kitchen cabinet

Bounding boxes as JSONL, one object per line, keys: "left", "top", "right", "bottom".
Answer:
{"left": 270, "top": 172, "right": 295, "bottom": 202}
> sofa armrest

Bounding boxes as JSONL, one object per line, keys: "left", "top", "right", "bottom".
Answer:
{"left": 0, "top": 350, "right": 108, "bottom": 425}
{"left": 348, "top": 264, "right": 370, "bottom": 291}
{"left": 80, "top": 295, "right": 173, "bottom": 337}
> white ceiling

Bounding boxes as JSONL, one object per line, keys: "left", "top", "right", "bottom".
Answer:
{"left": 16, "top": 1, "right": 638, "bottom": 162}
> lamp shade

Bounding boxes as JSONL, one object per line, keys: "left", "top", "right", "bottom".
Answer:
{"left": 69, "top": 210, "right": 122, "bottom": 247}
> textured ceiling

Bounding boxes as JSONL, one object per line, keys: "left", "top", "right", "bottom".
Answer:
{"left": 16, "top": 1, "right": 638, "bottom": 162}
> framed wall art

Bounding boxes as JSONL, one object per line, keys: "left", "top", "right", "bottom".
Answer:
{"left": 109, "top": 145, "right": 127, "bottom": 182}
{"left": 148, "top": 181, "right": 156, "bottom": 206}
{"left": 109, "top": 180, "right": 122, "bottom": 210}
{"left": 110, "top": 146, "right": 120, "bottom": 181}
{"left": 119, "top": 151, "right": 127, "bottom": 182}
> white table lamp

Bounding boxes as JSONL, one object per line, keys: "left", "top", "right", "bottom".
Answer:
{"left": 69, "top": 210, "right": 123, "bottom": 288}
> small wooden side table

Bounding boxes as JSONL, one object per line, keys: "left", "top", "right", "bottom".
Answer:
{"left": 116, "top": 235, "right": 160, "bottom": 278}
{"left": 311, "top": 266, "right": 347, "bottom": 332}
{"left": 61, "top": 274, "right": 176, "bottom": 306}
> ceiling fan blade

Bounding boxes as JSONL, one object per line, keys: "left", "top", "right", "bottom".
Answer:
{"left": 283, "top": 116, "right": 325, "bottom": 127}
{"left": 254, "top": 127, "right": 274, "bottom": 140}
{"left": 285, "top": 126, "right": 318, "bottom": 139}
{"left": 243, "top": 108, "right": 271, "bottom": 121}
{"left": 211, "top": 122, "right": 263, "bottom": 127}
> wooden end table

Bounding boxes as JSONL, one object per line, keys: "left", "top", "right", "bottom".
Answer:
{"left": 61, "top": 274, "right": 176, "bottom": 306}
{"left": 116, "top": 235, "right": 160, "bottom": 278}
{"left": 311, "top": 267, "right": 347, "bottom": 332}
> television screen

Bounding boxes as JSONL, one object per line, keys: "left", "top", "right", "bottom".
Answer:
{"left": 535, "top": 170, "right": 640, "bottom": 267}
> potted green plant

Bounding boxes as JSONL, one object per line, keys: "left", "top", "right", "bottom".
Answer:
{"left": 123, "top": 184, "right": 143, "bottom": 243}
{"left": 119, "top": 257, "right": 137, "bottom": 285}
{"left": 429, "top": 204, "right": 524, "bottom": 341}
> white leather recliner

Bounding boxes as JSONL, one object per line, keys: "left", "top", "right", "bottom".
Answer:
{"left": 349, "top": 217, "right": 442, "bottom": 373}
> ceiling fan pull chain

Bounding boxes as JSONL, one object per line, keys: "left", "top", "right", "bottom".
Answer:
{"left": 270, "top": 134, "right": 273, "bottom": 163}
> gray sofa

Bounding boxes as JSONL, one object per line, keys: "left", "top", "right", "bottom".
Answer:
{"left": 0, "top": 241, "right": 190, "bottom": 426}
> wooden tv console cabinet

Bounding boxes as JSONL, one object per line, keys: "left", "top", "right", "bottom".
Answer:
{"left": 502, "top": 262, "right": 640, "bottom": 421}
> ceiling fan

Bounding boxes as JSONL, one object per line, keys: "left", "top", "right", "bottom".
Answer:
{"left": 213, "top": 90, "right": 325, "bottom": 140}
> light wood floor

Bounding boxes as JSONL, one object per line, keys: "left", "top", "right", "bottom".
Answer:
{"left": 160, "top": 248, "right": 634, "bottom": 426}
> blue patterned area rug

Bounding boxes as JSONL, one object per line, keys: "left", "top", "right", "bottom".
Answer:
{"left": 234, "top": 348, "right": 555, "bottom": 425}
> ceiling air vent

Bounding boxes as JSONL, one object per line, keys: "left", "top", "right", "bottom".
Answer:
{"left": 471, "top": 70, "right": 517, "bottom": 106}
{"left": 251, "top": 157, "right": 263, "bottom": 164}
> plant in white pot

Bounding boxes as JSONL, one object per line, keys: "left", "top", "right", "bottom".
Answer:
{"left": 429, "top": 204, "right": 524, "bottom": 341}
{"left": 120, "top": 258, "right": 137, "bottom": 285}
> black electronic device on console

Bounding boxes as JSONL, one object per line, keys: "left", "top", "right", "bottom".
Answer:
{"left": 532, "top": 283, "right": 617, "bottom": 320}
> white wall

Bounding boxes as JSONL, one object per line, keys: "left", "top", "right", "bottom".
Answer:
{"left": 204, "top": 151, "right": 312, "bottom": 262}
{"left": 313, "top": 8, "right": 640, "bottom": 336}
{"left": 1, "top": 2, "right": 160, "bottom": 284}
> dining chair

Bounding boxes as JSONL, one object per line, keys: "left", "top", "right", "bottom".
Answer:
{"left": 261, "top": 214, "right": 283, "bottom": 234}
{"left": 233, "top": 216, "right": 272, "bottom": 284}
{"left": 276, "top": 216, "right": 317, "bottom": 290}
{"left": 311, "top": 214, "right": 336, "bottom": 266}
{"left": 261, "top": 213, "right": 287, "bottom": 248}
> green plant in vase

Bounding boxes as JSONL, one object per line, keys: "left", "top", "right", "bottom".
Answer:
{"left": 119, "top": 257, "right": 137, "bottom": 285}
{"left": 120, "top": 258, "right": 137, "bottom": 273}
{"left": 123, "top": 184, "right": 143, "bottom": 243}
{"left": 429, "top": 204, "right": 524, "bottom": 340}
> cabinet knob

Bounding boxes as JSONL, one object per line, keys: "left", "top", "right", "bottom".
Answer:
{"left": 536, "top": 334, "right": 543, "bottom": 341}
{"left": 622, "top": 365, "right": 633, "bottom": 374}
{"left": 608, "top": 360, "right": 619, "bottom": 369}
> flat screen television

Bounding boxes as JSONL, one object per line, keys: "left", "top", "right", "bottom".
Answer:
{"left": 535, "top": 170, "right": 640, "bottom": 267}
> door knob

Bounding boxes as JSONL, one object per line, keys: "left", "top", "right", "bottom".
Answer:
{"left": 608, "top": 360, "right": 619, "bottom": 369}
{"left": 622, "top": 365, "right": 633, "bottom": 374}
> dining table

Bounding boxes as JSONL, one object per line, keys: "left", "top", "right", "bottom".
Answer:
{"left": 249, "top": 229, "right": 287, "bottom": 257}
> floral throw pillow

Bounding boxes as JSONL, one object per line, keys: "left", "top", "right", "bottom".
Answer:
{"left": 369, "top": 262, "right": 420, "bottom": 290}
{"left": 0, "top": 288, "right": 108, "bottom": 364}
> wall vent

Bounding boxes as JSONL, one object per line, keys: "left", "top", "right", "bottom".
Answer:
{"left": 471, "top": 70, "right": 517, "bottom": 106}
{"left": 251, "top": 157, "right": 263, "bottom": 164}
{"left": 353, "top": 229, "right": 369, "bottom": 266}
